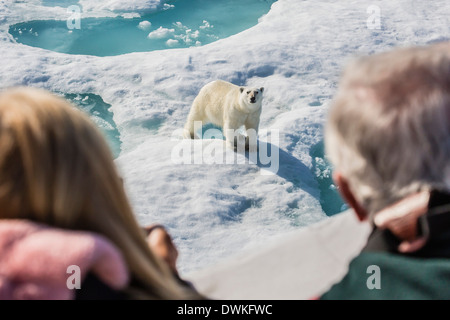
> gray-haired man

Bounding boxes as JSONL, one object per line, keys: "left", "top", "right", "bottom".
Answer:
{"left": 321, "top": 42, "right": 450, "bottom": 299}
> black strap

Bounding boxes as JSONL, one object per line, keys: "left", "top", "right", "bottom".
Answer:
{"left": 426, "top": 204, "right": 450, "bottom": 241}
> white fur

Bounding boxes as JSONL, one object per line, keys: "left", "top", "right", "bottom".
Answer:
{"left": 183, "top": 80, "right": 264, "bottom": 150}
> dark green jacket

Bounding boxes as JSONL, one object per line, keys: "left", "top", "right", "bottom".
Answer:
{"left": 321, "top": 190, "right": 450, "bottom": 300}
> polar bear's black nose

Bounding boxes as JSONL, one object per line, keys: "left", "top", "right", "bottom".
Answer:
{"left": 250, "top": 97, "right": 256, "bottom": 103}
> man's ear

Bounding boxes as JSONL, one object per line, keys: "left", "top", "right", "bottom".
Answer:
{"left": 260, "top": 87, "right": 264, "bottom": 93}
{"left": 240, "top": 87, "right": 244, "bottom": 93}
{"left": 333, "top": 172, "right": 368, "bottom": 221}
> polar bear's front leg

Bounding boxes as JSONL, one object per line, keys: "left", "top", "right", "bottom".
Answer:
{"left": 245, "top": 114, "right": 260, "bottom": 153}
{"left": 223, "top": 120, "right": 236, "bottom": 149}
{"left": 224, "top": 121, "right": 245, "bottom": 151}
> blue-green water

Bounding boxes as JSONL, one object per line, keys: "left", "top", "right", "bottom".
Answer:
{"left": 64, "top": 93, "right": 122, "bottom": 158}
{"left": 10, "top": 0, "right": 276, "bottom": 56}
{"left": 310, "top": 140, "right": 347, "bottom": 216}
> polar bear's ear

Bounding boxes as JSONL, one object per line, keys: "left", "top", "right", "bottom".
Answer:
{"left": 260, "top": 87, "right": 264, "bottom": 93}
{"left": 240, "top": 87, "right": 245, "bottom": 93}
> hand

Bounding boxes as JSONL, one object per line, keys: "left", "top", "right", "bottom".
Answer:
{"left": 144, "top": 225, "right": 179, "bottom": 275}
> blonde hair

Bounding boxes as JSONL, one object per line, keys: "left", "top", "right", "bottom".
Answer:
{"left": 0, "top": 87, "right": 198, "bottom": 299}
{"left": 325, "top": 42, "right": 450, "bottom": 215}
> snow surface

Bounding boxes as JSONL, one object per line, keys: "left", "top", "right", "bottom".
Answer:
{"left": 79, "top": 0, "right": 166, "bottom": 14}
{"left": 0, "top": 0, "right": 449, "bottom": 274}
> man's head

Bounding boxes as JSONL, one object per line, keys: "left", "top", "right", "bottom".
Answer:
{"left": 325, "top": 42, "right": 450, "bottom": 221}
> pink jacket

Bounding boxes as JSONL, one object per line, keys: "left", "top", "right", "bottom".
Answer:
{"left": 0, "top": 220, "right": 129, "bottom": 300}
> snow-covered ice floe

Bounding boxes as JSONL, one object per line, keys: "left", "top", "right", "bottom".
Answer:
{"left": 79, "top": 0, "right": 166, "bottom": 14}
{"left": 0, "top": 0, "right": 448, "bottom": 277}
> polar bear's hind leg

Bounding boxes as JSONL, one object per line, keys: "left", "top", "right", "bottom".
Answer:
{"left": 183, "top": 101, "right": 204, "bottom": 139}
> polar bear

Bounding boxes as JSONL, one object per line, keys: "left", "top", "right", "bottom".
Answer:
{"left": 183, "top": 80, "right": 264, "bottom": 151}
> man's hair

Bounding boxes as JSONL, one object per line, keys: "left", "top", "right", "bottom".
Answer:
{"left": 325, "top": 42, "right": 450, "bottom": 215}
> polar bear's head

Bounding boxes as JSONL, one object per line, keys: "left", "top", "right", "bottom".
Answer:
{"left": 239, "top": 86, "right": 264, "bottom": 111}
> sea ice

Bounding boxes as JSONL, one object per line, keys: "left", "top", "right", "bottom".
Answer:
{"left": 0, "top": 0, "right": 448, "bottom": 274}
{"left": 148, "top": 26, "right": 175, "bottom": 39}
{"left": 166, "top": 39, "right": 179, "bottom": 47}
{"left": 138, "top": 20, "right": 152, "bottom": 30}
{"left": 79, "top": 0, "right": 166, "bottom": 13}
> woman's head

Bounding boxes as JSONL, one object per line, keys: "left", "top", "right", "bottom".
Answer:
{"left": 0, "top": 87, "right": 196, "bottom": 299}
{"left": 0, "top": 87, "right": 117, "bottom": 225}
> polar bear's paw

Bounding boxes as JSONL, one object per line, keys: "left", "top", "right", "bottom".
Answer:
{"left": 183, "top": 128, "right": 196, "bottom": 139}
{"left": 230, "top": 134, "right": 258, "bottom": 153}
